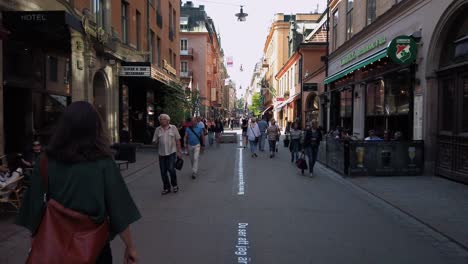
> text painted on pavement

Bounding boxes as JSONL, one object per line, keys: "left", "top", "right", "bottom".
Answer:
{"left": 235, "top": 223, "right": 250, "bottom": 264}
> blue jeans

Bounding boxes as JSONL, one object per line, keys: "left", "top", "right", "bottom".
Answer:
{"left": 304, "top": 146, "right": 319, "bottom": 173}
{"left": 249, "top": 140, "right": 258, "bottom": 154}
{"left": 159, "top": 153, "right": 177, "bottom": 190}
{"left": 208, "top": 132, "right": 215, "bottom": 146}
{"left": 258, "top": 133, "right": 266, "bottom": 151}
{"left": 290, "top": 139, "right": 300, "bottom": 162}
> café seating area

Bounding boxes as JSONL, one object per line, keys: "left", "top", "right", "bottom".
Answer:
{"left": 317, "top": 136, "right": 424, "bottom": 177}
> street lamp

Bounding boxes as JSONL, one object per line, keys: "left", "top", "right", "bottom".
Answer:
{"left": 235, "top": 6, "right": 248, "bottom": 22}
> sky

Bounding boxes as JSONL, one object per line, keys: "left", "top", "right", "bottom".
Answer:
{"left": 187, "top": 0, "right": 328, "bottom": 99}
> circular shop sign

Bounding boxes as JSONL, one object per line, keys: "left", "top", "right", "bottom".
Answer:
{"left": 387, "top": 35, "right": 417, "bottom": 65}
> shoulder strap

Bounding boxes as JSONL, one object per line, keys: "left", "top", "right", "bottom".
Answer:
{"left": 39, "top": 154, "right": 49, "bottom": 200}
{"left": 189, "top": 127, "right": 202, "bottom": 143}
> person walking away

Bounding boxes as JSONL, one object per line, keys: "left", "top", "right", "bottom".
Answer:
{"left": 302, "top": 122, "right": 322, "bottom": 177}
{"left": 17, "top": 101, "right": 140, "bottom": 263}
{"left": 207, "top": 118, "right": 216, "bottom": 147}
{"left": 178, "top": 122, "right": 187, "bottom": 155}
{"left": 185, "top": 117, "right": 204, "bottom": 179}
{"left": 247, "top": 118, "right": 261, "bottom": 158}
{"left": 241, "top": 118, "right": 248, "bottom": 148}
{"left": 153, "top": 114, "right": 182, "bottom": 194}
{"left": 266, "top": 119, "right": 281, "bottom": 158}
{"left": 21, "top": 140, "right": 42, "bottom": 168}
{"left": 214, "top": 119, "right": 224, "bottom": 147}
{"left": 257, "top": 117, "right": 268, "bottom": 152}
{"left": 289, "top": 122, "right": 302, "bottom": 163}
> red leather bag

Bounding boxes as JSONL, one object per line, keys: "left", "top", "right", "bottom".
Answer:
{"left": 26, "top": 156, "right": 110, "bottom": 264}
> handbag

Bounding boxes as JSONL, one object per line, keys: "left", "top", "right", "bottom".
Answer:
{"left": 175, "top": 156, "right": 184, "bottom": 170}
{"left": 296, "top": 153, "right": 308, "bottom": 170}
{"left": 27, "top": 155, "right": 110, "bottom": 264}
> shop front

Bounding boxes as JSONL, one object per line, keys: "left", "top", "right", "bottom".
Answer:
{"left": 2, "top": 11, "right": 81, "bottom": 153}
{"left": 322, "top": 34, "right": 422, "bottom": 176}
{"left": 120, "top": 62, "right": 184, "bottom": 144}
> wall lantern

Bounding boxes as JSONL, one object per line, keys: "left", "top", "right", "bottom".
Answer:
{"left": 235, "top": 6, "right": 248, "bottom": 21}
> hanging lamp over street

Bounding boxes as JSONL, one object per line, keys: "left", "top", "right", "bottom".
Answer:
{"left": 235, "top": 6, "right": 248, "bottom": 21}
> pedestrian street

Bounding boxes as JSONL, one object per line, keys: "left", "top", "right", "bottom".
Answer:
{"left": 108, "top": 130, "right": 465, "bottom": 264}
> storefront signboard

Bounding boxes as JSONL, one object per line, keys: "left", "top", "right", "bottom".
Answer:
{"left": 120, "top": 66, "right": 151, "bottom": 77}
{"left": 387, "top": 36, "right": 417, "bottom": 65}
{"left": 303, "top": 83, "right": 318, "bottom": 92}
{"left": 340, "top": 37, "right": 387, "bottom": 66}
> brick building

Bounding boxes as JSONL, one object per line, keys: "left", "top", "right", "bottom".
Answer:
{"left": 0, "top": 0, "right": 183, "bottom": 152}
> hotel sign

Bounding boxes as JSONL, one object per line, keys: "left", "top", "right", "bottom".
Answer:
{"left": 340, "top": 37, "right": 387, "bottom": 66}
{"left": 120, "top": 66, "right": 151, "bottom": 77}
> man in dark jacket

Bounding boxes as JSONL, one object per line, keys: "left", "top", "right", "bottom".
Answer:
{"left": 302, "top": 121, "right": 322, "bottom": 177}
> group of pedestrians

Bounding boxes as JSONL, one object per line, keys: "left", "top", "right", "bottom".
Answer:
{"left": 242, "top": 116, "right": 322, "bottom": 177}
{"left": 153, "top": 115, "right": 226, "bottom": 195}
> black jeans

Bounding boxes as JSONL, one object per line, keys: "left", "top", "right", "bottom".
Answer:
{"left": 96, "top": 243, "right": 112, "bottom": 264}
{"left": 268, "top": 140, "right": 276, "bottom": 153}
{"left": 304, "top": 146, "right": 319, "bottom": 173}
{"left": 159, "top": 153, "right": 178, "bottom": 190}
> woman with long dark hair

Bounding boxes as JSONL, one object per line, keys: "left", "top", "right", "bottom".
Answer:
{"left": 17, "top": 101, "right": 141, "bottom": 263}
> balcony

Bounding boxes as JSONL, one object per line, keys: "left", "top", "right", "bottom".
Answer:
{"left": 180, "top": 71, "right": 193, "bottom": 79}
{"left": 180, "top": 48, "right": 194, "bottom": 59}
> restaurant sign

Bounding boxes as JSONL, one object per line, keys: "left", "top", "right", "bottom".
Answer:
{"left": 340, "top": 37, "right": 387, "bottom": 66}
{"left": 120, "top": 66, "right": 151, "bottom": 77}
{"left": 387, "top": 35, "right": 417, "bottom": 65}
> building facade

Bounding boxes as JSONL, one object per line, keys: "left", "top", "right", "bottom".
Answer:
{"left": 180, "top": 1, "right": 226, "bottom": 119}
{"left": 0, "top": 0, "right": 182, "bottom": 153}
{"left": 325, "top": 0, "right": 468, "bottom": 182}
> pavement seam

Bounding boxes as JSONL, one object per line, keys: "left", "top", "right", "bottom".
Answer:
{"left": 317, "top": 164, "right": 468, "bottom": 262}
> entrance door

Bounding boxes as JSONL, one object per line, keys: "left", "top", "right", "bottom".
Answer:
{"left": 436, "top": 68, "right": 468, "bottom": 183}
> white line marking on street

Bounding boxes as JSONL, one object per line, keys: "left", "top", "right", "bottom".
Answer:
{"left": 238, "top": 148, "right": 245, "bottom": 195}
{"left": 235, "top": 223, "right": 250, "bottom": 263}
{"left": 239, "top": 133, "right": 243, "bottom": 147}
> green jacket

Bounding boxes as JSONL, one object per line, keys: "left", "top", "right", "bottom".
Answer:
{"left": 16, "top": 157, "right": 141, "bottom": 239}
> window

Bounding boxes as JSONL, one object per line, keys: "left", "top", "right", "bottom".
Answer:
{"left": 150, "top": 31, "right": 155, "bottom": 63}
{"left": 92, "top": 0, "right": 105, "bottom": 28}
{"left": 173, "top": 9, "right": 176, "bottom": 36}
{"left": 157, "top": 36, "right": 161, "bottom": 66}
{"left": 367, "top": 0, "right": 376, "bottom": 25}
{"left": 173, "top": 53, "right": 176, "bottom": 67}
{"left": 136, "top": 11, "right": 141, "bottom": 50}
{"left": 366, "top": 80, "right": 385, "bottom": 116}
{"left": 181, "top": 61, "right": 188, "bottom": 73}
{"left": 440, "top": 78, "right": 454, "bottom": 131}
{"left": 48, "top": 56, "right": 58, "bottom": 82}
{"left": 180, "top": 16, "right": 189, "bottom": 30}
{"left": 121, "top": 1, "right": 128, "bottom": 44}
{"left": 346, "top": 0, "right": 353, "bottom": 40}
{"left": 181, "top": 39, "right": 188, "bottom": 52}
{"left": 462, "top": 77, "right": 468, "bottom": 132}
{"left": 169, "top": 3, "right": 173, "bottom": 31}
{"left": 333, "top": 10, "right": 339, "bottom": 50}
{"left": 340, "top": 89, "right": 353, "bottom": 129}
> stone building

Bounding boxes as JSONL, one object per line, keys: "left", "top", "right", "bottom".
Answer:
{"left": 325, "top": 0, "right": 468, "bottom": 181}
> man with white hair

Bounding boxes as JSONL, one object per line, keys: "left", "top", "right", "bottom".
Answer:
{"left": 153, "top": 114, "right": 182, "bottom": 195}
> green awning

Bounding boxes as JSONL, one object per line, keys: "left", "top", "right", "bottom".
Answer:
{"left": 324, "top": 48, "right": 388, "bottom": 84}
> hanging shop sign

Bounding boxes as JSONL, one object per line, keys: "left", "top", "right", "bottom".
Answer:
{"left": 120, "top": 66, "right": 151, "bottom": 77}
{"left": 340, "top": 36, "right": 387, "bottom": 66}
{"left": 387, "top": 35, "right": 417, "bottom": 65}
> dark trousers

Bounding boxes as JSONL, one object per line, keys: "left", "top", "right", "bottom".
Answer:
{"left": 290, "top": 139, "right": 300, "bottom": 162}
{"left": 305, "top": 146, "right": 319, "bottom": 173}
{"left": 159, "top": 153, "right": 177, "bottom": 190}
{"left": 268, "top": 140, "right": 276, "bottom": 153}
{"left": 96, "top": 243, "right": 112, "bottom": 264}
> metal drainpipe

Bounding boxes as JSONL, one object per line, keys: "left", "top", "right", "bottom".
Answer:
{"left": 297, "top": 47, "right": 304, "bottom": 128}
